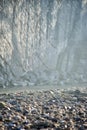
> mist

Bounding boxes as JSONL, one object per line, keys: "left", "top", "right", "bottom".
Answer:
{"left": 0, "top": 0, "right": 87, "bottom": 88}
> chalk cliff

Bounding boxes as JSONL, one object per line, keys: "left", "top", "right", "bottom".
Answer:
{"left": 0, "top": 0, "right": 87, "bottom": 87}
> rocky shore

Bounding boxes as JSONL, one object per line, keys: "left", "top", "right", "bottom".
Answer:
{"left": 0, "top": 88, "right": 87, "bottom": 130}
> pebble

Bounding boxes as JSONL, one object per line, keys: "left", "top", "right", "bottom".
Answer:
{"left": 0, "top": 102, "right": 6, "bottom": 109}
{"left": 83, "top": 123, "right": 87, "bottom": 128}
{"left": 0, "top": 88, "right": 86, "bottom": 129}
{"left": 0, "top": 115, "right": 3, "bottom": 121}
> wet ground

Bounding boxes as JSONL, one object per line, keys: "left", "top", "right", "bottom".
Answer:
{"left": 0, "top": 84, "right": 87, "bottom": 94}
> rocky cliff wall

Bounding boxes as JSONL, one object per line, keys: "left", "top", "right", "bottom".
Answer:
{"left": 0, "top": 0, "right": 87, "bottom": 87}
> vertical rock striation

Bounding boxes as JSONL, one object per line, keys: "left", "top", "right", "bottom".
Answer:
{"left": 0, "top": 0, "right": 87, "bottom": 87}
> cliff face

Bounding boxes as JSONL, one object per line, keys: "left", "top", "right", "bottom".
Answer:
{"left": 0, "top": 0, "right": 87, "bottom": 87}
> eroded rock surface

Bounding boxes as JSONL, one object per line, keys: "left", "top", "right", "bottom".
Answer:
{"left": 0, "top": 0, "right": 87, "bottom": 87}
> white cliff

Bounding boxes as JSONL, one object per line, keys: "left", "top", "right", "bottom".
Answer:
{"left": 0, "top": 0, "right": 87, "bottom": 87}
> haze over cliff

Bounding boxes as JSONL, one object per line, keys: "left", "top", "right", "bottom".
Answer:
{"left": 0, "top": 0, "right": 87, "bottom": 87}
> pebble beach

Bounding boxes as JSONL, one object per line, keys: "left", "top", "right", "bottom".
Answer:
{"left": 0, "top": 87, "right": 87, "bottom": 130}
